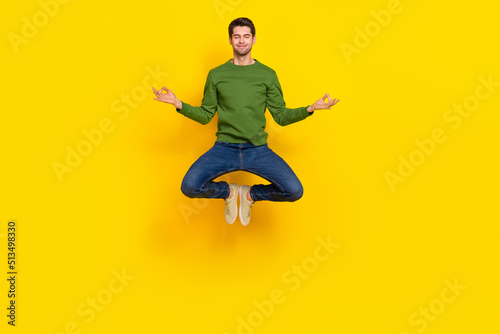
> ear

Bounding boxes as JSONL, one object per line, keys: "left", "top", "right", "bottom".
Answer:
{"left": 252, "top": 36, "right": 256, "bottom": 45}
{"left": 229, "top": 36, "right": 233, "bottom": 45}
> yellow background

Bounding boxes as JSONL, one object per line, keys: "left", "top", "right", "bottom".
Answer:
{"left": 1, "top": 0, "right": 499, "bottom": 333}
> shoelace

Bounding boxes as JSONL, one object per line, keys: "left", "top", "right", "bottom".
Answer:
{"left": 225, "top": 199, "right": 234, "bottom": 216}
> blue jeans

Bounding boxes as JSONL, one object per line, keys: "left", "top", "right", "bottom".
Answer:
{"left": 181, "top": 141, "right": 303, "bottom": 202}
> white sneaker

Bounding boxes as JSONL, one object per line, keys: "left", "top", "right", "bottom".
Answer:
{"left": 224, "top": 183, "right": 239, "bottom": 224}
{"left": 239, "top": 185, "right": 254, "bottom": 226}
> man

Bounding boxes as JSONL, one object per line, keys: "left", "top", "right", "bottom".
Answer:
{"left": 152, "top": 17, "right": 339, "bottom": 226}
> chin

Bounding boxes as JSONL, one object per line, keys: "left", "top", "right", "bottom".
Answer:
{"left": 234, "top": 48, "right": 251, "bottom": 56}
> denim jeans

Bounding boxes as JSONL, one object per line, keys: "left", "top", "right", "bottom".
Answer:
{"left": 181, "top": 141, "right": 303, "bottom": 202}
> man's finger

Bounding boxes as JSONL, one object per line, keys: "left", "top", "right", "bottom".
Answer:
{"left": 152, "top": 87, "right": 160, "bottom": 98}
{"left": 326, "top": 98, "right": 338, "bottom": 108}
{"left": 325, "top": 98, "right": 335, "bottom": 107}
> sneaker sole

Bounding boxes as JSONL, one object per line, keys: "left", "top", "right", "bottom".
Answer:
{"left": 226, "top": 184, "right": 238, "bottom": 224}
{"left": 239, "top": 186, "right": 251, "bottom": 226}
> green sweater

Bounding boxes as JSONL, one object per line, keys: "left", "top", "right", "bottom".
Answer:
{"left": 176, "top": 59, "right": 312, "bottom": 146}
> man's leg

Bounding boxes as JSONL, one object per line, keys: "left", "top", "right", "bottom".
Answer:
{"left": 241, "top": 144, "right": 304, "bottom": 202}
{"left": 180, "top": 142, "right": 240, "bottom": 199}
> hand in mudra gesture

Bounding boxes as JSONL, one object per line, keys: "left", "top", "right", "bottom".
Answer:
{"left": 152, "top": 86, "right": 182, "bottom": 109}
{"left": 307, "top": 93, "right": 340, "bottom": 113}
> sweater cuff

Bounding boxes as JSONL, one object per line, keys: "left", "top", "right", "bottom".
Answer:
{"left": 304, "top": 106, "right": 314, "bottom": 116}
{"left": 176, "top": 101, "right": 190, "bottom": 113}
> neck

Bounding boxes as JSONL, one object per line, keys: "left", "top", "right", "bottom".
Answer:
{"left": 231, "top": 53, "right": 255, "bottom": 65}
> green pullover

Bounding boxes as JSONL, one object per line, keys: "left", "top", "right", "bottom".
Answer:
{"left": 176, "top": 59, "right": 312, "bottom": 146}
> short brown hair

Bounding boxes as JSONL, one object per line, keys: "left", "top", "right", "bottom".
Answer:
{"left": 228, "top": 17, "right": 256, "bottom": 38}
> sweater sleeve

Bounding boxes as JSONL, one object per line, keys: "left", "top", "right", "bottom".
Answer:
{"left": 266, "top": 71, "right": 312, "bottom": 126}
{"left": 176, "top": 71, "right": 217, "bottom": 125}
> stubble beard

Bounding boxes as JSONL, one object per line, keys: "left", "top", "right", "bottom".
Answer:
{"left": 233, "top": 44, "right": 252, "bottom": 57}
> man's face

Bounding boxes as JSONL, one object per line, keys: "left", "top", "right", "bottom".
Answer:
{"left": 229, "top": 26, "right": 256, "bottom": 56}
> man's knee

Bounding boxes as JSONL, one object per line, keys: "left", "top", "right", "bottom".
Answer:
{"left": 287, "top": 182, "right": 303, "bottom": 202}
{"left": 180, "top": 177, "right": 199, "bottom": 198}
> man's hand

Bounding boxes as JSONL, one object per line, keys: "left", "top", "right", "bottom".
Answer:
{"left": 307, "top": 93, "right": 340, "bottom": 113}
{"left": 152, "top": 86, "right": 182, "bottom": 110}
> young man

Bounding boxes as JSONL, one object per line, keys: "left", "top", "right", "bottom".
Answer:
{"left": 152, "top": 17, "right": 339, "bottom": 226}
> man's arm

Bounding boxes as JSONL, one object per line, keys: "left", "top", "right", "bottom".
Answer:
{"left": 152, "top": 72, "right": 218, "bottom": 125}
{"left": 266, "top": 72, "right": 339, "bottom": 126}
